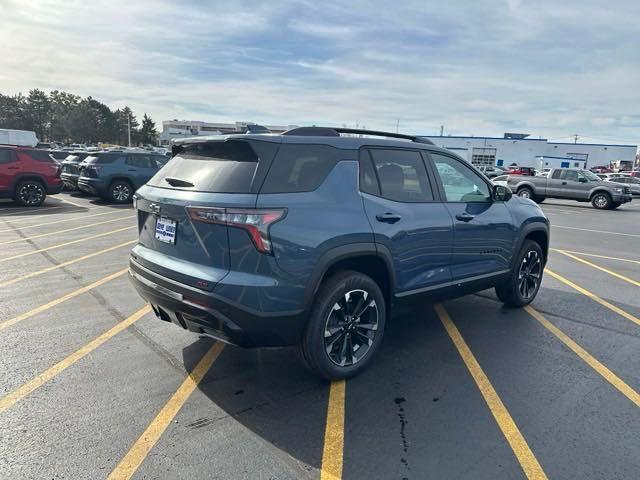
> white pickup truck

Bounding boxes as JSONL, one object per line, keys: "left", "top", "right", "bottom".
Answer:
{"left": 507, "top": 168, "right": 633, "bottom": 209}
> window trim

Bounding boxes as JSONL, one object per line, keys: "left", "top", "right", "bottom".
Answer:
{"left": 423, "top": 150, "right": 494, "bottom": 204}
{"left": 359, "top": 146, "right": 439, "bottom": 204}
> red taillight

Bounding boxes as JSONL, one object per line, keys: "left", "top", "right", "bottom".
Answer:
{"left": 186, "top": 207, "right": 286, "bottom": 254}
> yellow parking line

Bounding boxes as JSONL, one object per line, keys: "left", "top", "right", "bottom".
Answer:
{"left": 550, "top": 248, "right": 640, "bottom": 266}
{"left": 1, "top": 205, "right": 67, "bottom": 216}
{"left": 0, "top": 214, "right": 135, "bottom": 246}
{"left": 107, "top": 342, "right": 224, "bottom": 480}
{"left": 553, "top": 225, "right": 640, "bottom": 238}
{"left": 0, "top": 239, "right": 136, "bottom": 288}
{"left": 320, "top": 379, "right": 346, "bottom": 480}
{"left": 546, "top": 269, "right": 640, "bottom": 328}
{"left": 0, "top": 208, "right": 122, "bottom": 234}
{"left": 524, "top": 306, "right": 640, "bottom": 408}
{"left": 59, "top": 197, "right": 87, "bottom": 208}
{"left": 0, "top": 226, "right": 136, "bottom": 263}
{"left": 435, "top": 303, "right": 548, "bottom": 480}
{"left": 553, "top": 250, "right": 640, "bottom": 287}
{"left": 0, "top": 268, "right": 128, "bottom": 332}
{"left": 0, "top": 305, "right": 150, "bottom": 414}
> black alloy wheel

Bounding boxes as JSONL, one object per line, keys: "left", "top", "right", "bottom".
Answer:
{"left": 15, "top": 181, "right": 46, "bottom": 206}
{"left": 324, "top": 289, "right": 379, "bottom": 367}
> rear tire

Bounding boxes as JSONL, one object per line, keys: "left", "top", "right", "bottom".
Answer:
{"left": 495, "top": 240, "right": 544, "bottom": 308}
{"left": 591, "top": 192, "right": 611, "bottom": 209}
{"left": 108, "top": 180, "right": 133, "bottom": 203}
{"left": 299, "top": 271, "right": 386, "bottom": 380}
{"left": 517, "top": 187, "right": 534, "bottom": 200}
{"left": 13, "top": 180, "right": 46, "bottom": 207}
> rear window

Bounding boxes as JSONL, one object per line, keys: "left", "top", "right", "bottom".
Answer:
{"left": 148, "top": 140, "right": 259, "bottom": 193}
{"left": 260, "top": 144, "right": 339, "bottom": 193}
{"left": 86, "top": 155, "right": 119, "bottom": 164}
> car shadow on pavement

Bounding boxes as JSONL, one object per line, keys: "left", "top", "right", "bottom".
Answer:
{"left": 182, "top": 337, "right": 328, "bottom": 472}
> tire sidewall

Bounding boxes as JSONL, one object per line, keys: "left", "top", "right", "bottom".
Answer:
{"left": 511, "top": 240, "right": 544, "bottom": 305}
{"left": 302, "top": 272, "right": 386, "bottom": 380}
{"left": 14, "top": 180, "right": 46, "bottom": 207}
{"left": 517, "top": 187, "right": 533, "bottom": 199}
{"left": 591, "top": 192, "right": 611, "bottom": 209}
{"left": 109, "top": 180, "right": 133, "bottom": 203}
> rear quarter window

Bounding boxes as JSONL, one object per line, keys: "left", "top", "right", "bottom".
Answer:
{"left": 260, "top": 144, "right": 339, "bottom": 193}
{"left": 148, "top": 140, "right": 259, "bottom": 193}
{"left": 28, "top": 150, "right": 56, "bottom": 163}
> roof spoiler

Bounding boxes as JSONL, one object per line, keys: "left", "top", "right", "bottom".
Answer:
{"left": 282, "top": 127, "right": 434, "bottom": 145}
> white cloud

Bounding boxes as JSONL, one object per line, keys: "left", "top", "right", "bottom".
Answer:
{"left": 1, "top": 0, "right": 639, "bottom": 144}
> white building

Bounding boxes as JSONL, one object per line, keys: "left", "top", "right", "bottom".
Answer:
{"left": 422, "top": 133, "right": 637, "bottom": 169}
{"left": 159, "top": 120, "right": 297, "bottom": 145}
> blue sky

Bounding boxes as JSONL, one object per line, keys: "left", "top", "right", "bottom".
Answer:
{"left": 1, "top": 0, "right": 639, "bottom": 144}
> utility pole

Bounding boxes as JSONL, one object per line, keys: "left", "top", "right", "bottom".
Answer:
{"left": 574, "top": 134, "right": 579, "bottom": 144}
{"left": 440, "top": 125, "right": 444, "bottom": 136}
{"left": 396, "top": 119, "right": 399, "bottom": 133}
{"left": 127, "top": 115, "right": 132, "bottom": 147}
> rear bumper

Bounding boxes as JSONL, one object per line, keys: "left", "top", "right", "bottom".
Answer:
{"left": 77, "top": 177, "right": 107, "bottom": 196}
{"left": 60, "top": 173, "right": 79, "bottom": 188}
{"left": 128, "top": 257, "right": 307, "bottom": 347}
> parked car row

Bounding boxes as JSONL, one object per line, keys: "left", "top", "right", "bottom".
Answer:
{"left": 0, "top": 143, "right": 169, "bottom": 206}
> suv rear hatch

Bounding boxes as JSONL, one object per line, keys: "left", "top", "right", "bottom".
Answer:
{"left": 132, "top": 138, "right": 281, "bottom": 291}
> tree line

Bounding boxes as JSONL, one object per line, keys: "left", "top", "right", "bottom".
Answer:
{"left": 0, "top": 89, "right": 158, "bottom": 146}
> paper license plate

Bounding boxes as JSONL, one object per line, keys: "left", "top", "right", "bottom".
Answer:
{"left": 155, "top": 217, "right": 176, "bottom": 244}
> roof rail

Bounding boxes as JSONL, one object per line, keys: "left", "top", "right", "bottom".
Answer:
{"left": 282, "top": 127, "right": 434, "bottom": 145}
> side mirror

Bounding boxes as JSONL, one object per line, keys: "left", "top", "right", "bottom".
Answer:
{"left": 578, "top": 177, "right": 587, "bottom": 183}
{"left": 492, "top": 184, "right": 512, "bottom": 202}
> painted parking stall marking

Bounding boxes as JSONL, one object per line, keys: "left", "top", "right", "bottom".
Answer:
{"left": 0, "top": 305, "right": 151, "bottom": 414}
{"left": 435, "top": 303, "right": 548, "bottom": 480}
{"left": 107, "top": 342, "right": 224, "bottom": 480}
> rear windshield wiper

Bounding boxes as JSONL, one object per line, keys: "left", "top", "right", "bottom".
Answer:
{"left": 164, "top": 177, "right": 195, "bottom": 188}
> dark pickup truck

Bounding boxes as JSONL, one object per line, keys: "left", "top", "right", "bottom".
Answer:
{"left": 508, "top": 168, "right": 632, "bottom": 209}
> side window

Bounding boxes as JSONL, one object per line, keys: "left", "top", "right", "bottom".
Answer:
{"left": 359, "top": 149, "right": 379, "bottom": 195}
{"left": 0, "top": 148, "right": 16, "bottom": 164}
{"left": 28, "top": 150, "right": 55, "bottom": 163}
{"left": 551, "top": 170, "right": 563, "bottom": 179}
{"left": 430, "top": 153, "right": 491, "bottom": 202}
{"left": 260, "top": 144, "right": 339, "bottom": 193}
{"left": 369, "top": 149, "right": 433, "bottom": 202}
{"left": 564, "top": 170, "right": 579, "bottom": 182}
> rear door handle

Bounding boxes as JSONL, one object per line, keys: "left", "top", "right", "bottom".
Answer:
{"left": 128, "top": 169, "right": 136, "bottom": 171}
{"left": 376, "top": 213, "right": 402, "bottom": 224}
{"left": 562, "top": 181, "right": 567, "bottom": 185}
{"left": 455, "top": 212, "right": 475, "bottom": 222}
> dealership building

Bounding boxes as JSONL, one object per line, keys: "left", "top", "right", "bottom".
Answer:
{"left": 420, "top": 133, "right": 637, "bottom": 169}
{"left": 159, "top": 120, "right": 297, "bottom": 145}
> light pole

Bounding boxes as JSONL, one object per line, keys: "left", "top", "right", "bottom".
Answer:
{"left": 127, "top": 115, "right": 132, "bottom": 147}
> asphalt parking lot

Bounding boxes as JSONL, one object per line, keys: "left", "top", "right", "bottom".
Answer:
{"left": 1, "top": 192, "right": 639, "bottom": 480}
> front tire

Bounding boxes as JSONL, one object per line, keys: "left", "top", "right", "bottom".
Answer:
{"left": 591, "top": 192, "right": 611, "bottom": 209}
{"left": 299, "top": 271, "right": 386, "bottom": 380}
{"left": 14, "top": 180, "right": 46, "bottom": 207}
{"left": 495, "top": 240, "right": 544, "bottom": 307}
{"left": 108, "top": 180, "right": 133, "bottom": 203}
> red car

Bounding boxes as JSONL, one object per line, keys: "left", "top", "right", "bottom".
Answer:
{"left": 504, "top": 166, "right": 536, "bottom": 176}
{"left": 0, "top": 145, "right": 63, "bottom": 206}
{"left": 590, "top": 165, "right": 613, "bottom": 173}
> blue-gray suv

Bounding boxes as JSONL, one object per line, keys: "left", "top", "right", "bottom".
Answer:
{"left": 77, "top": 151, "right": 167, "bottom": 203}
{"left": 129, "top": 128, "right": 549, "bottom": 379}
